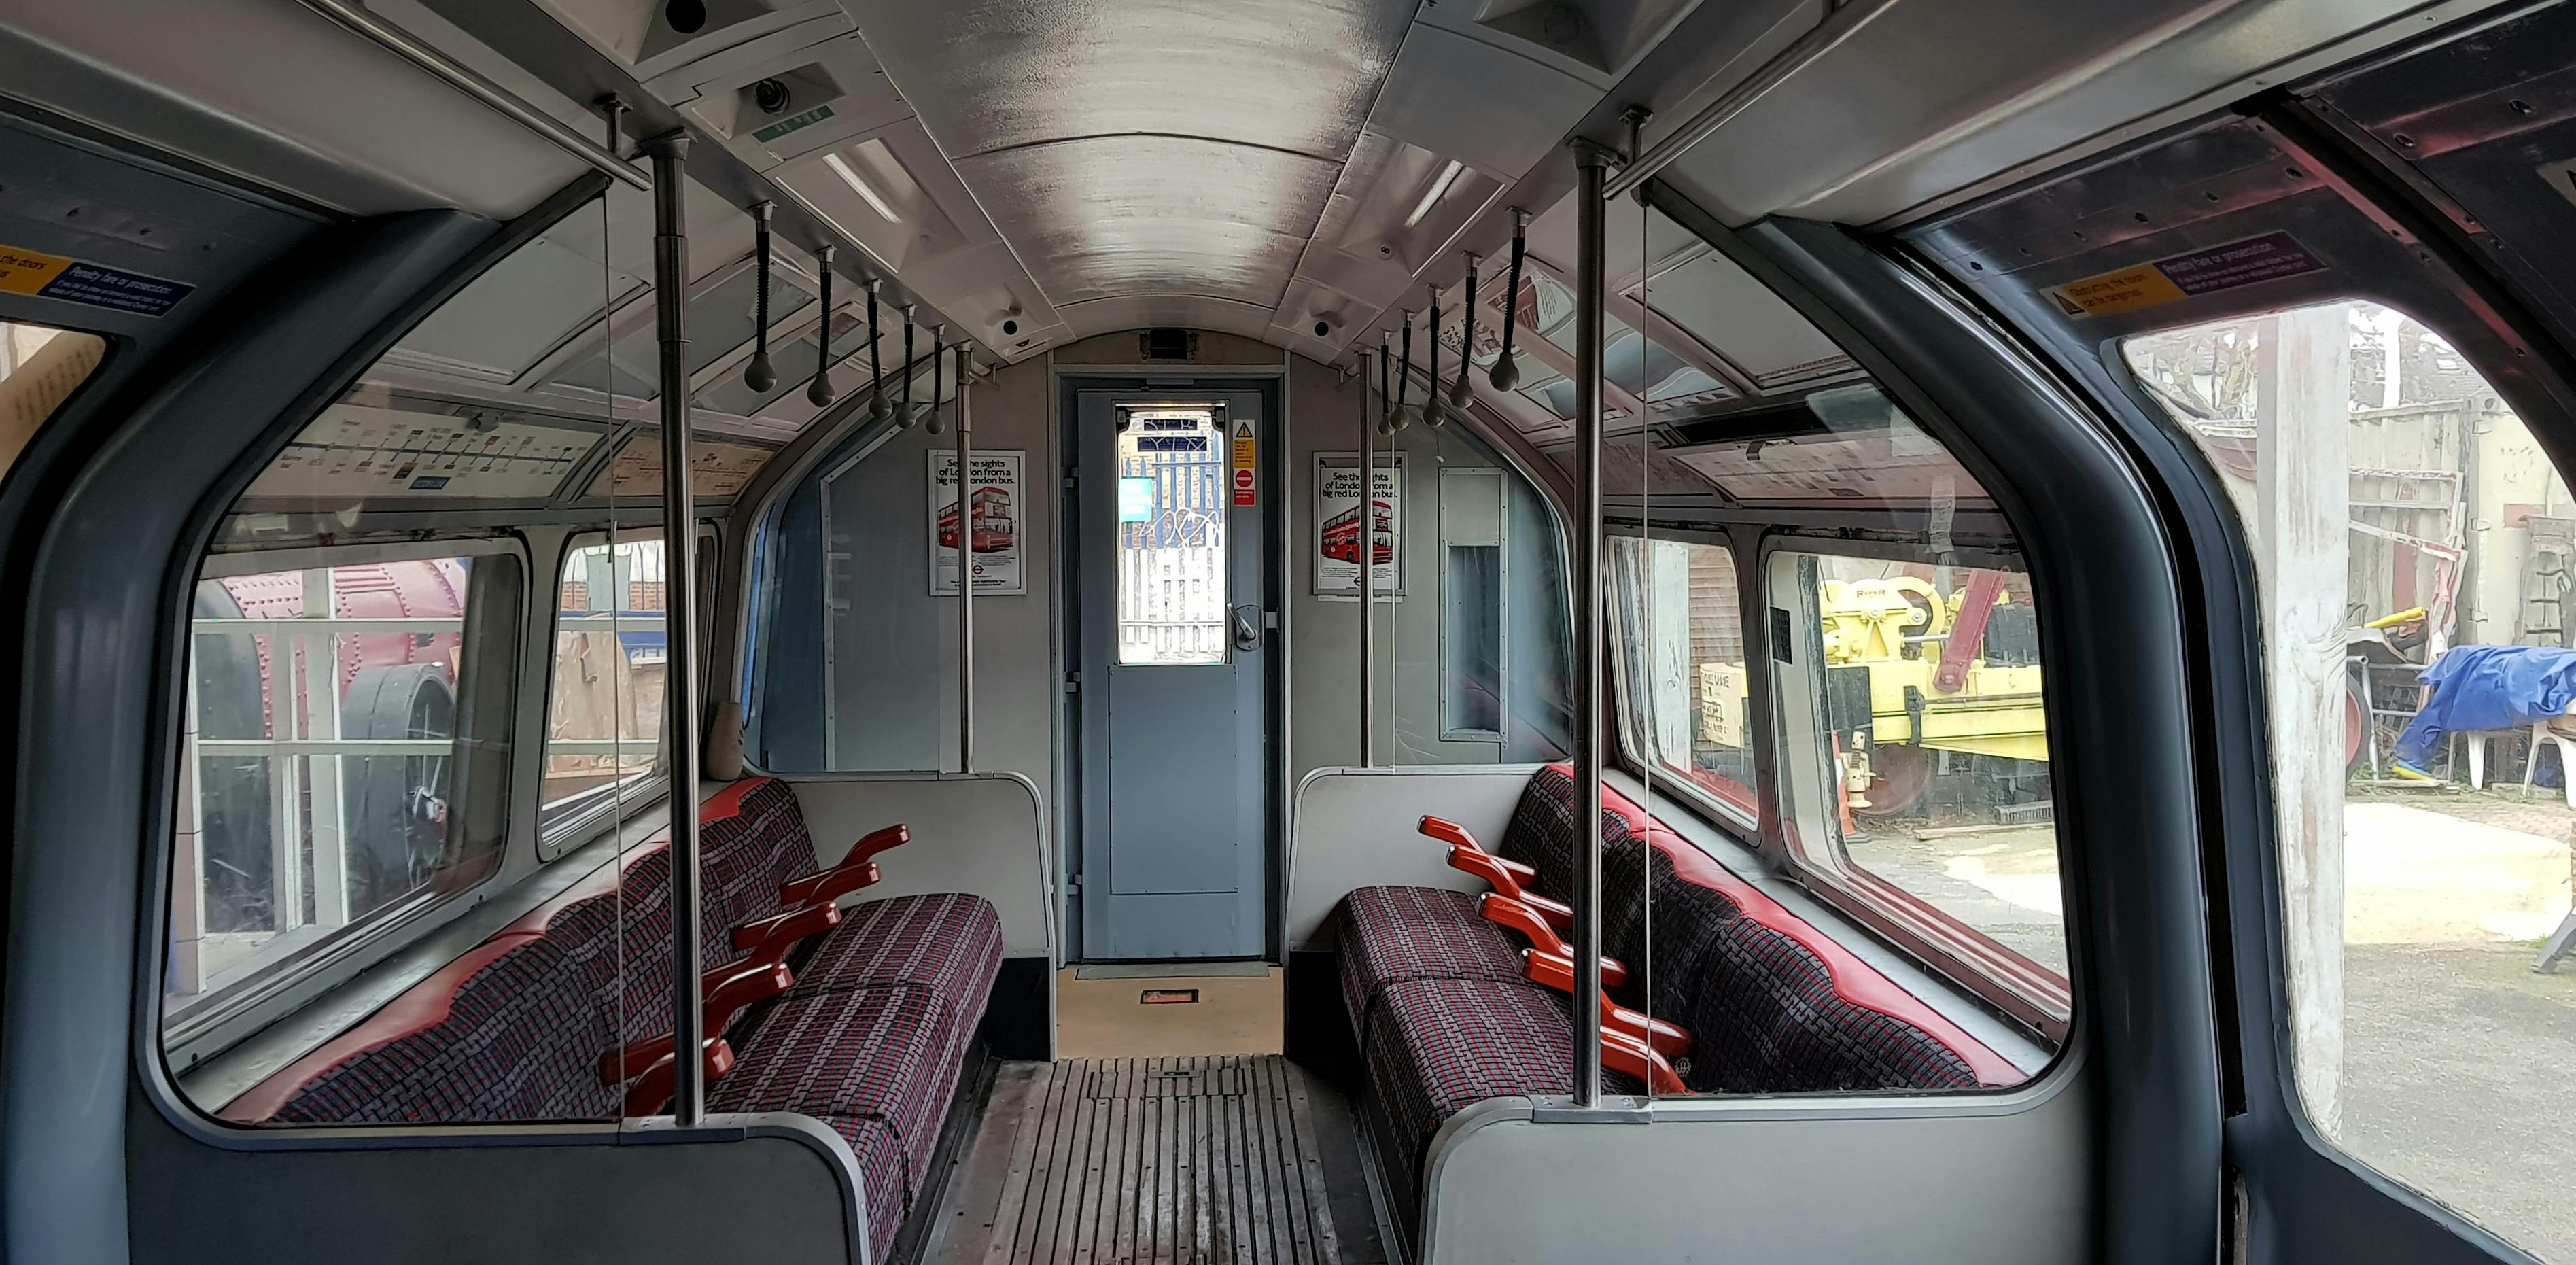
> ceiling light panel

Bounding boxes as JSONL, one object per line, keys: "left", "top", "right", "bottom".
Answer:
{"left": 780, "top": 137, "right": 964, "bottom": 269}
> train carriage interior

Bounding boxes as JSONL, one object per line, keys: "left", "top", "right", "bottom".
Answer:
{"left": 14, "top": 0, "right": 2576, "bottom": 1262}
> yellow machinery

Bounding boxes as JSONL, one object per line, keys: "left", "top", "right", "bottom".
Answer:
{"left": 1699, "top": 572, "right": 2046, "bottom": 817}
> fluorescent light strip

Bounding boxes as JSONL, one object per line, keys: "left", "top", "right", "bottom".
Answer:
{"left": 1403, "top": 159, "right": 1465, "bottom": 230}
{"left": 823, "top": 152, "right": 901, "bottom": 224}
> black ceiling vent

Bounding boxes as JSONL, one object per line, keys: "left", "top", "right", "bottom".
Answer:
{"left": 1142, "top": 328, "right": 1196, "bottom": 361}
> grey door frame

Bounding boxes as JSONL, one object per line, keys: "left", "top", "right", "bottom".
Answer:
{"left": 1055, "top": 372, "right": 1287, "bottom": 963}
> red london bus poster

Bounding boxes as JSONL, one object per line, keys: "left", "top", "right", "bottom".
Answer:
{"left": 929, "top": 450, "right": 1026, "bottom": 595}
{"left": 1312, "top": 452, "right": 1402, "bottom": 599}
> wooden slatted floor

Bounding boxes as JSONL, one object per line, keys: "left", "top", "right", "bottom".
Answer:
{"left": 976, "top": 1056, "right": 1344, "bottom": 1265}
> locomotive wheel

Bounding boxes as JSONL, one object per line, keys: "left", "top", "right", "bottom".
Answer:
{"left": 1853, "top": 744, "right": 1936, "bottom": 819}
{"left": 342, "top": 663, "right": 456, "bottom": 912}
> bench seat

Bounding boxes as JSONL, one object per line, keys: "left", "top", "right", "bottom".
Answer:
{"left": 222, "top": 778, "right": 1006, "bottom": 1264}
{"left": 1335, "top": 884, "right": 1527, "bottom": 1051}
{"left": 1330, "top": 763, "right": 2021, "bottom": 1220}
{"left": 1361, "top": 977, "right": 1641, "bottom": 1196}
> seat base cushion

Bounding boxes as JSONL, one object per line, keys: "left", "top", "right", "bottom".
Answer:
{"left": 714, "top": 985, "right": 969, "bottom": 1207}
{"left": 790, "top": 893, "right": 1004, "bottom": 1016}
{"left": 815, "top": 1113, "right": 909, "bottom": 1262}
{"left": 1335, "top": 886, "right": 1525, "bottom": 1050}
{"left": 1361, "top": 977, "right": 1639, "bottom": 1194}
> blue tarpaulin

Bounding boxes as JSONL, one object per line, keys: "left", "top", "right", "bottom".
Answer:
{"left": 2391, "top": 644, "right": 2576, "bottom": 774}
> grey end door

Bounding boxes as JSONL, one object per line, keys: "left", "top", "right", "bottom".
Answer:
{"left": 1074, "top": 387, "right": 1270, "bottom": 960}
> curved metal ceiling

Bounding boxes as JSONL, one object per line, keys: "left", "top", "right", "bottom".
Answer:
{"left": 847, "top": 0, "right": 1413, "bottom": 314}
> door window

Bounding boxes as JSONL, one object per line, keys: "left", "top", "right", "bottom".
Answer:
{"left": 1116, "top": 407, "right": 1228, "bottom": 665}
{"left": 2124, "top": 299, "right": 2576, "bottom": 1260}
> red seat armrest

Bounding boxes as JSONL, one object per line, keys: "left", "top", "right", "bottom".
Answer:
{"left": 836, "top": 823, "right": 909, "bottom": 869}
{"left": 1447, "top": 846, "right": 1573, "bottom": 934}
{"left": 1497, "top": 857, "right": 1539, "bottom": 885}
{"left": 1601, "top": 1028, "right": 1689, "bottom": 1096}
{"left": 1418, "top": 814, "right": 1480, "bottom": 851}
{"left": 779, "top": 859, "right": 884, "bottom": 909}
{"left": 731, "top": 902, "right": 842, "bottom": 963}
{"left": 1520, "top": 943, "right": 1629, "bottom": 996}
{"left": 1478, "top": 891, "right": 1569, "bottom": 956}
{"left": 622, "top": 1039, "right": 736, "bottom": 1117}
{"left": 597, "top": 960, "right": 794, "bottom": 1085}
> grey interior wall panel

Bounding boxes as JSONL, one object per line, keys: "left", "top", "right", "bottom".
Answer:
{"left": 786, "top": 772, "right": 1057, "bottom": 958}
{"left": 1284, "top": 357, "right": 1556, "bottom": 782}
{"left": 805, "top": 358, "right": 1057, "bottom": 803}
{"left": 128, "top": 1100, "right": 864, "bottom": 1265}
{"left": 1421, "top": 1073, "right": 2093, "bottom": 1264}
{"left": 1285, "top": 765, "right": 1544, "bottom": 949}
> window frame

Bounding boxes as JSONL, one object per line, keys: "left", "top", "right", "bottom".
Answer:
{"left": 164, "top": 534, "right": 529, "bottom": 1068}
{"left": 1754, "top": 530, "right": 2075, "bottom": 1039}
{"left": 536, "top": 527, "right": 678, "bottom": 859}
{"left": 1438, "top": 464, "right": 1510, "bottom": 743}
{"left": 1604, "top": 522, "right": 1760, "bottom": 832}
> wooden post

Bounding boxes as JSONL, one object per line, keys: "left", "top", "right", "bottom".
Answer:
{"left": 2257, "top": 305, "right": 2350, "bottom": 1137}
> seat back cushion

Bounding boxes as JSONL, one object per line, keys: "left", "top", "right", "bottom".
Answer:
{"left": 262, "top": 918, "right": 620, "bottom": 1124}
{"left": 697, "top": 776, "right": 812, "bottom": 963}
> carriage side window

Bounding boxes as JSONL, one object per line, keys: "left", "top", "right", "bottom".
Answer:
{"left": 167, "top": 549, "right": 521, "bottom": 1049}
{"left": 1766, "top": 547, "right": 2067, "bottom": 1009}
{"left": 2123, "top": 300, "right": 2576, "bottom": 1259}
{"left": 1607, "top": 534, "right": 1753, "bottom": 819}
{"left": 542, "top": 536, "right": 669, "bottom": 848}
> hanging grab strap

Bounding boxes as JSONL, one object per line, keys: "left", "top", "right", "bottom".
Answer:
{"left": 867, "top": 280, "right": 890, "bottom": 421}
{"left": 899, "top": 306, "right": 917, "bottom": 428}
{"left": 807, "top": 246, "right": 837, "bottom": 407}
{"left": 745, "top": 201, "right": 776, "bottom": 392}
{"left": 1491, "top": 210, "right": 1528, "bottom": 392}
{"left": 1450, "top": 252, "right": 1478, "bottom": 410}
{"left": 1426, "top": 285, "right": 1445, "bottom": 428}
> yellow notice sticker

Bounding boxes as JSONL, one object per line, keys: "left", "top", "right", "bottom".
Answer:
{"left": 2045, "top": 231, "right": 2327, "bottom": 318}
{"left": 1230, "top": 419, "right": 1256, "bottom": 506}
{"left": 2047, "top": 264, "right": 2187, "bottom": 317}
{"left": 0, "top": 246, "right": 72, "bottom": 297}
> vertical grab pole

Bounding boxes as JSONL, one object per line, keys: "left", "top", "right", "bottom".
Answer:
{"left": 956, "top": 343, "right": 975, "bottom": 775}
{"left": 1569, "top": 139, "right": 1612, "bottom": 1107}
{"left": 642, "top": 130, "right": 706, "bottom": 1126}
{"left": 1357, "top": 347, "right": 1375, "bottom": 769}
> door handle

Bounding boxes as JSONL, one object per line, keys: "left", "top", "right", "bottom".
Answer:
{"left": 1232, "top": 604, "right": 1261, "bottom": 651}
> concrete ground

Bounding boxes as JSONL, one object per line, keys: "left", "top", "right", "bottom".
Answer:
{"left": 1849, "top": 783, "right": 2576, "bottom": 1260}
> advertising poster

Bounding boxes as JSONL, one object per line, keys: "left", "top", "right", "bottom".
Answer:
{"left": 929, "top": 449, "right": 1026, "bottom": 595}
{"left": 1312, "top": 451, "right": 1402, "bottom": 598}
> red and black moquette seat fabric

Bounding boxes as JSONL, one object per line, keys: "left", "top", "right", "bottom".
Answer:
{"left": 1333, "top": 885, "right": 1526, "bottom": 1052}
{"left": 696, "top": 776, "right": 815, "bottom": 961}
{"left": 256, "top": 900, "right": 625, "bottom": 1126}
{"left": 1361, "top": 977, "right": 1642, "bottom": 1195}
{"left": 788, "top": 891, "right": 1003, "bottom": 1007}
{"left": 712, "top": 987, "right": 966, "bottom": 1189}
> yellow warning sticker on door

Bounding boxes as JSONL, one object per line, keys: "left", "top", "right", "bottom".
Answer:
{"left": 1230, "top": 418, "right": 1257, "bottom": 506}
{"left": 2045, "top": 231, "right": 2326, "bottom": 318}
{"left": 0, "top": 246, "right": 73, "bottom": 297}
